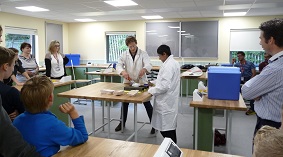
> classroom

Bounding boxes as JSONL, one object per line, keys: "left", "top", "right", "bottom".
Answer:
{"left": 1, "top": 0, "right": 283, "bottom": 157}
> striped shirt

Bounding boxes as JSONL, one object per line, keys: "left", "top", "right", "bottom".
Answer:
{"left": 242, "top": 50, "right": 283, "bottom": 122}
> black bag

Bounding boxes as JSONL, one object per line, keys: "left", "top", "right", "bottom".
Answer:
{"left": 214, "top": 129, "right": 226, "bottom": 146}
{"left": 181, "top": 64, "right": 195, "bottom": 69}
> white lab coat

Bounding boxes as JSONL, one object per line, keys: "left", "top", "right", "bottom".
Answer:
{"left": 148, "top": 55, "right": 180, "bottom": 131}
{"left": 116, "top": 48, "right": 152, "bottom": 84}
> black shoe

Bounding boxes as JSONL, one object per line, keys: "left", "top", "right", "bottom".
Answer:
{"left": 150, "top": 128, "right": 156, "bottom": 134}
{"left": 115, "top": 123, "right": 124, "bottom": 132}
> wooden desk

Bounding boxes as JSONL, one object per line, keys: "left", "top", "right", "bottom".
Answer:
{"left": 190, "top": 95, "right": 246, "bottom": 154}
{"left": 14, "top": 80, "right": 75, "bottom": 126}
{"left": 53, "top": 137, "right": 243, "bottom": 157}
{"left": 181, "top": 72, "right": 207, "bottom": 81}
{"left": 58, "top": 82, "right": 152, "bottom": 141}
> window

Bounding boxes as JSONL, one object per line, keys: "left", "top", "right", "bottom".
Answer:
{"left": 106, "top": 32, "right": 136, "bottom": 63}
{"left": 5, "top": 26, "right": 38, "bottom": 60}
{"left": 230, "top": 29, "right": 264, "bottom": 66}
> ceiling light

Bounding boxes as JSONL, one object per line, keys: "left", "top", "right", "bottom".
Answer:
{"left": 177, "top": 31, "right": 186, "bottom": 33}
{"left": 141, "top": 15, "right": 163, "bottom": 19}
{"left": 168, "top": 26, "right": 180, "bottom": 29}
{"left": 158, "top": 35, "right": 168, "bottom": 37}
{"left": 16, "top": 6, "right": 49, "bottom": 12}
{"left": 224, "top": 12, "right": 247, "bottom": 17}
{"left": 104, "top": 0, "right": 138, "bottom": 7}
{"left": 74, "top": 19, "right": 96, "bottom": 22}
{"left": 146, "top": 30, "right": 156, "bottom": 33}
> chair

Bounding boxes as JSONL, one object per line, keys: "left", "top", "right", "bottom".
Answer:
{"left": 70, "top": 60, "right": 92, "bottom": 105}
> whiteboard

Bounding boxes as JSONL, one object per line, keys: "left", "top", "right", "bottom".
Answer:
{"left": 230, "top": 29, "right": 263, "bottom": 51}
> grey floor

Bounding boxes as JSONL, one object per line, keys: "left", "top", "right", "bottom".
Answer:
{"left": 71, "top": 96, "right": 256, "bottom": 157}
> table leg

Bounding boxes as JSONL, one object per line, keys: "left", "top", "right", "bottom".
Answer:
{"left": 134, "top": 103, "right": 137, "bottom": 142}
{"left": 102, "top": 101, "right": 105, "bottom": 131}
{"left": 194, "top": 107, "right": 213, "bottom": 151}
{"left": 68, "top": 98, "right": 72, "bottom": 127}
{"left": 92, "top": 100, "right": 95, "bottom": 136}
{"left": 111, "top": 76, "right": 113, "bottom": 107}
{"left": 180, "top": 79, "right": 183, "bottom": 113}
{"left": 108, "top": 101, "right": 111, "bottom": 138}
{"left": 121, "top": 103, "right": 124, "bottom": 133}
{"left": 226, "top": 110, "right": 232, "bottom": 154}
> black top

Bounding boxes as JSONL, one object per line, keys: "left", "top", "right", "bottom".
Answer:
{"left": 3, "top": 59, "right": 25, "bottom": 86}
{"left": 129, "top": 48, "right": 138, "bottom": 61}
{"left": 0, "top": 81, "right": 25, "bottom": 115}
{"left": 0, "top": 96, "right": 42, "bottom": 157}
{"left": 45, "top": 55, "right": 69, "bottom": 77}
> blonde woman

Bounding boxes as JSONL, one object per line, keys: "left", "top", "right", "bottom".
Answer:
{"left": 17, "top": 42, "right": 39, "bottom": 83}
{"left": 45, "top": 40, "right": 69, "bottom": 79}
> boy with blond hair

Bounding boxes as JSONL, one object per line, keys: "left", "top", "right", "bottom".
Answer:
{"left": 13, "top": 75, "right": 88, "bottom": 157}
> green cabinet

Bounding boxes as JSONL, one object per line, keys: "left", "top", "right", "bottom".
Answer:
{"left": 51, "top": 84, "right": 72, "bottom": 126}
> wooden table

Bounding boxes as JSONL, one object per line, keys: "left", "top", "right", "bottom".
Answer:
{"left": 53, "top": 137, "right": 243, "bottom": 157}
{"left": 57, "top": 82, "right": 152, "bottom": 142}
{"left": 14, "top": 80, "right": 75, "bottom": 125}
{"left": 190, "top": 95, "right": 246, "bottom": 154}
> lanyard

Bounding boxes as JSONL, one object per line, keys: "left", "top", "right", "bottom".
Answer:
{"left": 53, "top": 54, "right": 59, "bottom": 64}
{"left": 240, "top": 61, "right": 246, "bottom": 73}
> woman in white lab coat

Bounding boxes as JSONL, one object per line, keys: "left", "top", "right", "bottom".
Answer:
{"left": 148, "top": 44, "right": 180, "bottom": 143}
{"left": 115, "top": 36, "right": 155, "bottom": 134}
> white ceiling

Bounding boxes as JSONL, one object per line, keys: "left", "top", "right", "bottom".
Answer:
{"left": 0, "top": 0, "right": 283, "bottom": 23}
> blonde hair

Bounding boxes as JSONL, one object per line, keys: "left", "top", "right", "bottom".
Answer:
{"left": 253, "top": 125, "right": 283, "bottom": 157}
{"left": 0, "top": 46, "right": 15, "bottom": 66}
{"left": 48, "top": 40, "right": 60, "bottom": 54}
{"left": 21, "top": 75, "right": 54, "bottom": 113}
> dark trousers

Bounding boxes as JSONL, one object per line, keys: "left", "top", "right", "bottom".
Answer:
{"left": 120, "top": 101, "right": 153, "bottom": 125}
{"left": 252, "top": 115, "right": 281, "bottom": 152}
{"left": 253, "top": 115, "right": 281, "bottom": 137}
{"left": 160, "top": 130, "right": 177, "bottom": 144}
{"left": 249, "top": 100, "right": 255, "bottom": 111}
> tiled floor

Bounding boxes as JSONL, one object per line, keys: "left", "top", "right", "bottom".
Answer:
{"left": 72, "top": 96, "right": 256, "bottom": 157}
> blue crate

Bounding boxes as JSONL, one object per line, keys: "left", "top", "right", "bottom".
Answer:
{"left": 207, "top": 67, "right": 241, "bottom": 100}
{"left": 65, "top": 54, "right": 80, "bottom": 66}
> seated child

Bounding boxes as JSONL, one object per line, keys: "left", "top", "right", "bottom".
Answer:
{"left": 253, "top": 125, "right": 283, "bottom": 157}
{"left": 13, "top": 75, "right": 88, "bottom": 157}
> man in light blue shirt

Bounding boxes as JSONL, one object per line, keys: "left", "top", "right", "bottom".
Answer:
{"left": 242, "top": 19, "right": 283, "bottom": 138}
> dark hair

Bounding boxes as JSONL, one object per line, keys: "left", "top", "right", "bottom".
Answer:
{"left": 20, "top": 42, "right": 31, "bottom": 51}
{"left": 259, "top": 18, "right": 283, "bottom": 47}
{"left": 237, "top": 51, "right": 245, "bottom": 57}
{"left": 157, "top": 44, "right": 171, "bottom": 56}
{"left": 125, "top": 36, "right": 137, "bottom": 46}
{"left": 0, "top": 46, "right": 16, "bottom": 66}
{"left": 0, "top": 25, "right": 2, "bottom": 32}
{"left": 9, "top": 47, "right": 19, "bottom": 53}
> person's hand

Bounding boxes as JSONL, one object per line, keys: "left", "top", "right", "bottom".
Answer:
{"left": 232, "top": 58, "right": 236, "bottom": 64}
{"left": 27, "top": 71, "right": 33, "bottom": 76}
{"left": 254, "top": 96, "right": 262, "bottom": 101}
{"left": 9, "top": 110, "right": 19, "bottom": 121}
{"left": 16, "top": 82, "right": 24, "bottom": 86}
{"left": 148, "top": 81, "right": 154, "bottom": 87}
{"left": 139, "top": 68, "right": 147, "bottom": 78}
{"left": 59, "top": 102, "right": 79, "bottom": 119}
{"left": 121, "top": 71, "right": 130, "bottom": 80}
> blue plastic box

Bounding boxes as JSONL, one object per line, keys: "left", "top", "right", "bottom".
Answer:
{"left": 207, "top": 66, "right": 241, "bottom": 100}
{"left": 65, "top": 54, "right": 80, "bottom": 66}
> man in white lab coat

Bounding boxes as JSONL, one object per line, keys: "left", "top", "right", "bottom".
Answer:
{"left": 115, "top": 36, "right": 155, "bottom": 134}
{"left": 148, "top": 45, "right": 180, "bottom": 143}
